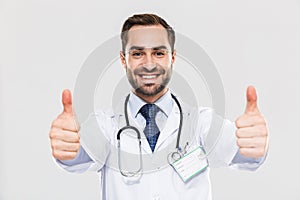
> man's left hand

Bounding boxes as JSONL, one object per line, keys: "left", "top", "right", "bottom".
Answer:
{"left": 235, "top": 86, "right": 269, "bottom": 158}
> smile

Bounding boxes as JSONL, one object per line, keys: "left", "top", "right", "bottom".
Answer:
{"left": 139, "top": 74, "right": 160, "bottom": 79}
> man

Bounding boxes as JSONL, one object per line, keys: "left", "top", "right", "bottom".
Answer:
{"left": 49, "top": 14, "right": 269, "bottom": 199}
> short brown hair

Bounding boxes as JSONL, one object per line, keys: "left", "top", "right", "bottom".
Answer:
{"left": 121, "top": 13, "right": 175, "bottom": 53}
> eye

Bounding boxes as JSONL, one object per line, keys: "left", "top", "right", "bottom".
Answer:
{"left": 130, "top": 50, "right": 144, "bottom": 58}
{"left": 153, "top": 50, "right": 167, "bottom": 58}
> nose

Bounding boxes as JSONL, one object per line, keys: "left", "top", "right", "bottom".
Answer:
{"left": 142, "top": 52, "right": 157, "bottom": 71}
{"left": 143, "top": 51, "right": 155, "bottom": 65}
{"left": 142, "top": 63, "right": 157, "bottom": 73}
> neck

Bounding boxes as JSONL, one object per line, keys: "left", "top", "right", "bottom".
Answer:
{"left": 133, "top": 88, "right": 168, "bottom": 103}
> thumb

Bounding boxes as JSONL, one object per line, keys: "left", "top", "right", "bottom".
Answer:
{"left": 62, "top": 89, "right": 73, "bottom": 114}
{"left": 245, "top": 85, "right": 259, "bottom": 114}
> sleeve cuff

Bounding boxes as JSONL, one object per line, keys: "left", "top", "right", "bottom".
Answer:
{"left": 229, "top": 150, "right": 268, "bottom": 171}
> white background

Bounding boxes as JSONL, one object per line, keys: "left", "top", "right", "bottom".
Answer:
{"left": 1, "top": 0, "right": 300, "bottom": 199}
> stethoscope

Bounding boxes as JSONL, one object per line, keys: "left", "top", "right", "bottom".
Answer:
{"left": 117, "top": 93, "right": 184, "bottom": 177}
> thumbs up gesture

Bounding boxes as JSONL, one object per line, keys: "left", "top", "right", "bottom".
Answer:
{"left": 49, "top": 90, "right": 81, "bottom": 160}
{"left": 235, "top": 86, "right": 269, "bottom": 158}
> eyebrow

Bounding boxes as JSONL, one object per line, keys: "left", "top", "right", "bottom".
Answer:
{"left": 128, "top": 45, "right": 168, "bottom": 51}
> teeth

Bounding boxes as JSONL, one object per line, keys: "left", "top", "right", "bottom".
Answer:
{"left": 142, "top": 75, "right": 156, "bottom": 79}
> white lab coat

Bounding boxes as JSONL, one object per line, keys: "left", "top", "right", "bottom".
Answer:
{"left": 58, "top": 97, "right": 258, "bottom": 200}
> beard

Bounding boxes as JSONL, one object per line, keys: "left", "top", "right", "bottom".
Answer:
{"left": 126, "top": 64, "right": 173, "bottom": 96}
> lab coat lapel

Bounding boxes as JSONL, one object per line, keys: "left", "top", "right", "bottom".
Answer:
{"left": 128, "top": 115, "right": 153, "bottom": 154}
{"left": 117, "top": 108, "right": 153, "bottom": 154}
{"left": 154, "top": 103, "right": 180, "bottom": 151}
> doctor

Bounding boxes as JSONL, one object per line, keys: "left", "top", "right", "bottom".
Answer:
{"left": 49, "top": 14, "right": 269, "bottom": 200}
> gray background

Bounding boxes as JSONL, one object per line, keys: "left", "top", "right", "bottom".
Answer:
{"left": 1, "top": 0, "right": 300, "bottom": 199}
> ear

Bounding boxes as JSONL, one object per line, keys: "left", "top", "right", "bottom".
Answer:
{"left": 171, "top": 50, "right": 176, "bottom": 65}
{"left": 120, "top": 51, "right": 126, "bottom": 69}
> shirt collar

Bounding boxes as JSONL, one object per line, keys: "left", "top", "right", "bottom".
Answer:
{"left": 128, "top": 89, "right": 174, "bottom": 118}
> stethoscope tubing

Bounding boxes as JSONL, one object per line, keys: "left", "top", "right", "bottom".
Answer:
{"left": 117, "top": 92, "right": 183, "bottom": 176}
{"left": 117, "top": 93, "right": 183, "bottom": 148}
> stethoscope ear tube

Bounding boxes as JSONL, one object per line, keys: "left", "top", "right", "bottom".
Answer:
{"left": 117, "top": 126, "right": 141, "bottom": 140}
{"left": 117, "top": 94, "right": 143, "bottom": 177}
{"left": 117, "top": 125, "right": 143, "bottom": 177}
{"left": 170, "top": 93, "right": 183, "bottom": 150}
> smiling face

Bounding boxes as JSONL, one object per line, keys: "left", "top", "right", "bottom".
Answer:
{"left": 120, "top": 25, "right": 176, "bottom": 102}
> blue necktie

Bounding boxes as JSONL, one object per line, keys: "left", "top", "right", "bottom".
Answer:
{"left": 140, "top": 104, "right": 160, "bottom": 152}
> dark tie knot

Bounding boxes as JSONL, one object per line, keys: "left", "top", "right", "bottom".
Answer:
{"left": 139, "top": 104, "right": 160, "bottom": 121}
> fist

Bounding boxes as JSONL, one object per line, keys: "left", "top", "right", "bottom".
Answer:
{"left": 235, "top": 86, "right": 269, "bottom": 158}
{"left": 49, "top": 89, "right": 81, "bottom": 160}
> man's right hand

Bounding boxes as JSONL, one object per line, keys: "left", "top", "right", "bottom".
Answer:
{"left": 49, "top": 89, "right": 80, "bottom": 160}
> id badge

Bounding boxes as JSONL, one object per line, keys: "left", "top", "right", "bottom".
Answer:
{"left": 171, "top": 146, "right": 208, "bottom": 182}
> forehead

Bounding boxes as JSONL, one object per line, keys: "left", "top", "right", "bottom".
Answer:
{"left": 126, "top": 25, "right": 170, "bottom": 50}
